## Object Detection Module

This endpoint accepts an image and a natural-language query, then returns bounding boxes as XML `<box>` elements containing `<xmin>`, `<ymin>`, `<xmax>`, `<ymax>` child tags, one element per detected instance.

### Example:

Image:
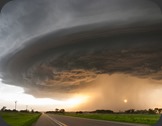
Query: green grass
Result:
<box><xmin>64</xmin><ymin>113</ymin><xmax>160</xmax><ymax>125</ymax></box>
<box><xmin>0</xmin><ymin>112</ymin><xmax>41</xmax><ymax>126</ymax></box>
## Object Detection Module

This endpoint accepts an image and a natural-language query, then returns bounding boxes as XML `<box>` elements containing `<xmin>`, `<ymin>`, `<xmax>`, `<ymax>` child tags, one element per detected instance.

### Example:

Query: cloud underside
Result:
<box><xmin>0</xmin><ymin>23</ymin><xmax>162</xmax><ymax>98</ymax></box>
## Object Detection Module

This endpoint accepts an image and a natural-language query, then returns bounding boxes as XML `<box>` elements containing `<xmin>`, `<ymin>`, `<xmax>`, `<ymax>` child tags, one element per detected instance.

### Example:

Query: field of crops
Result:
<box><xmin>0</xmin><ymin>112</ymin><xmax>41</xmax><ymax>126</ymax></box>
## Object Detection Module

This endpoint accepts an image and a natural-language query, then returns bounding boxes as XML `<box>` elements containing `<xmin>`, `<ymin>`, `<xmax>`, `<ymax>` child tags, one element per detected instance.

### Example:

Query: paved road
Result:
<box><xmin>0</xmin><ymin>116</ymin><xmax>8</xmax><ymax>126</ymax></box>
<box><xmin>33</xmin><ymin>113</ymin><xmax>149</xmax><ymax>126</ymax></box>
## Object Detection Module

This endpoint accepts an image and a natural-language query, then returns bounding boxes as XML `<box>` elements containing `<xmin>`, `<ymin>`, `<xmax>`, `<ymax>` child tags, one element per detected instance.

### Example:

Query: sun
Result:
<box><xmin>124</xmin><ymin>99</ymin><xmax>128</xmax><ymax>103</ymax></box>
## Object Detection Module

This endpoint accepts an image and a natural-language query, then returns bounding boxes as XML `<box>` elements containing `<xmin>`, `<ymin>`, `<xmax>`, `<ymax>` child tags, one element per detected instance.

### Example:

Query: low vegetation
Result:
<box><xmin>0</xmin><ymin>111</ymin><xmax>41</xmax><ymax>126</ymax></box>
<box><xmin>64</xmin><ymin>113</ymin><xmax>160</xmax><ymax>125</ymax></box>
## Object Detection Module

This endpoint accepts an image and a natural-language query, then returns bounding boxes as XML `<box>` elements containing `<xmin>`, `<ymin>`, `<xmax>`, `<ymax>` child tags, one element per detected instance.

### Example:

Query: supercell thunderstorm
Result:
<box><xmin>0</xmin><ymin>0</ymin><xmax>162</xmax><ymax>106</ymax></box>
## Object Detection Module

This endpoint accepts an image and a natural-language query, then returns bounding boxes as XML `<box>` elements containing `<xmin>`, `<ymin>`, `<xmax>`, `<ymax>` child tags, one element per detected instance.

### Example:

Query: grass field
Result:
<box><xmin>0</xmin><ymin>112</ymin><xmax>41</xmax><ymax>126</ymax></box>
<box><xmin>64</xmin><ymin>113</ymin><xmax>160</xmax><ymax>125</ymax></box>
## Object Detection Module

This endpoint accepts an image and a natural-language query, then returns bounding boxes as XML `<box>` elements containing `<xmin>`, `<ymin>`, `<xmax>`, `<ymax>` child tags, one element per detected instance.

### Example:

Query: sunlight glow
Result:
<box><xmin>65</xmin><ymin>95</ymin><xmax>89</xmax><ymax>107</ymax></box>
<box><xmin>124</xmin><ymin>99</ymin><xmax>128</xmax><ymax>103</ymax></box>
<box><xmin>146</xmin><ymin>88</ymin><xmax>162</xmax><ymax>107</ymax></box>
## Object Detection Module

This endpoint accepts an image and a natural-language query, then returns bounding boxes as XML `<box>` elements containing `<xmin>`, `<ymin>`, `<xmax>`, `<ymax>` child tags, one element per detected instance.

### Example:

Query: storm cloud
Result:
<box><xmin>0</xmin><ymin>0</ymin><xmax>162</xmax><ymax>101</ymax></box>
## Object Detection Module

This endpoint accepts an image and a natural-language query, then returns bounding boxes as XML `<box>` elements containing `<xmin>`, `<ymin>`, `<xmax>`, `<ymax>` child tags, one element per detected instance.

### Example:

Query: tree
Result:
<box><xmin>125</xmin><ymin>109</ymin><xmax>135</xmax><ymax>114</ymax></box>
<box><xmin>31</xmin><ymin>109</ymin><xmax>34</xmax><ymax>113</ymax></box>
<box><xmin>76</xmin><ymin>111</ymin><xmax>83</xmax><ymax>114</ymax></box>
<box><xmin>94</xmin><ymin>109</ymin><xmax>114</xmax><ymax>114</ymax></box>
<box><xmin>158</xmin><ymin>109</ymin><xmax>162</xmax><ymax>114</ymax></box>
<box><xmin>1</xmin><ymin>106</ymin><xmax>6</xmax><ymax>111</ymax></box>
<box><xmin>155</xmin><ymin>108</ymin><xmax>162</xmax><ymax>114</ymax></box>
<box><xmin>154</xmin><ymin>108</ymin><xmax>159</xmax><ymax>114</ymax></box>
<box><xmin>59</xmin><ymin>109</ymin><xmax>65</xmax><ymax>113</ymax></box>
<box><xmin>148</xmin><ymin>109</ymin><xmax>156</xmax><ymax>114</ymax></box>
<box><xmin>55</xmin><ymin>108</ymin><xmax>59</xmax><ymax>112</ymax></box>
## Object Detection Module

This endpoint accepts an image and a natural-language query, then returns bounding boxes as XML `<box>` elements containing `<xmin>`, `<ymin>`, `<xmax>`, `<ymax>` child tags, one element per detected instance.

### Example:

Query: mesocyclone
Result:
<box><xmin>0</xmin><ymin>0</ymin><xmax>162</xmax><ymax>99</ymax></box>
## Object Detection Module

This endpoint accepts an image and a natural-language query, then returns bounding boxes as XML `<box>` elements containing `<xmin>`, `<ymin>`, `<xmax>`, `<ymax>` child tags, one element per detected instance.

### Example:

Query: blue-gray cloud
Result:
<box><xmin>0</xmin><ymin>0</ymin><xmax>162</xmax><ymax>98</ymax></box>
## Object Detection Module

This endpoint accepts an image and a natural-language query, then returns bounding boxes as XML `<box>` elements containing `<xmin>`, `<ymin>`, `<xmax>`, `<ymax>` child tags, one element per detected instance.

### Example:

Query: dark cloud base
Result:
<box><xmin>0</xmin><ymin>22</ymin><xmax>162</xmax><ymax>98</ymax></box>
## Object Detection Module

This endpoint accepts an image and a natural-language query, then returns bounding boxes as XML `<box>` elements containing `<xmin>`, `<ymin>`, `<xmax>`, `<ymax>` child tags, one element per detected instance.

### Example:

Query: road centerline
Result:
<box><xmin>45</xmin><ymin>114</ymin><xmax>68</xmax><ymax>126</ymax></box>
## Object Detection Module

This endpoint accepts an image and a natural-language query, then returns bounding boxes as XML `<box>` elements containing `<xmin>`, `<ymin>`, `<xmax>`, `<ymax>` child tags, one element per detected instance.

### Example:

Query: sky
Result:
<box><xmin>0</xmin><ymin>0</ymin><xmax>162</xmax><ymax>111</ymax></box>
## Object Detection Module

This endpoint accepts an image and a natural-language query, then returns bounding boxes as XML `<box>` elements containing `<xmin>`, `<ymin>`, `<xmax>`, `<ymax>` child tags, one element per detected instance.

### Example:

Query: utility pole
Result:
<box><xmin>15</xmin><ymin>101</ymin><xmax>17</xmax><ymax>110</ymax></box>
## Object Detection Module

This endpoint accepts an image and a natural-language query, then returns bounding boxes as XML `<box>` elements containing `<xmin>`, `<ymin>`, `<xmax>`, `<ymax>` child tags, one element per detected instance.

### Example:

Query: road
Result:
<box><xmin>0</xmin><ymin>116</ymin><xmax>8</xmax><ymax>126</ymax></box>
<box><xmin>33</xmin><ymin>113</ymin><xmax>149</xmax><ymax>126</ymax></box>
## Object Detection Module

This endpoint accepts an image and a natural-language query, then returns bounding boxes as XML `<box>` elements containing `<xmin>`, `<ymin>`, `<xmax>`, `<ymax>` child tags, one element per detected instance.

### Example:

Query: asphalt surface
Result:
<box><xmin>154</xmin><ymin>115</ymin><xmax>162</xmax><ymax>126</ymax></box>
<box><xmin>33</xmin><ymin>113</ymin><xmax>149</xmax><ymax>126</ymax></box>
<box><xmin>0</xmin><ymin>116</ymin><xmax>8</xmax><ymax>126</ymax></box>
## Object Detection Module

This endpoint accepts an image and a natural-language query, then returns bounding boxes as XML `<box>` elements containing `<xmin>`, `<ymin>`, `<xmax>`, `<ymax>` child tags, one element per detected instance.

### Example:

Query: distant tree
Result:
<box><xmin>59</xmin><ymin>109</ymin><xmax>65</xmax><ymax>114</ymax></box>
<box><xmin>135</xmin><ymin>109</ymin><xmax>148</xmax><ymax>114</ymax></box>
<box><xmin>34</xmin><ymin>111</ymin><xmax>40</xmax><ymax>113</ymax></box>
<box><xmin>20</xmin><ymin>110</ymin><xmax>29</xmax><ymax>113</ymax></box>
<box><xmin>45</xmin><ymin>111</ymin><xmax>54</xmax><ymax>114</ymax></box>
<box><xmin>94</xmin><ymin>109</ymin><xmax>114</xmax><ymax>114</ymax></box>
<box><xmin>12</xmin><ymin>109</ymin><xmax>18</xmax><ymax>112</ymax></box>
<box><xmin>158</xmin><ymin>109</ymin><xmax>162</xmax><ymax>114</ymax></box>
<box><xmin>4</xmin><ymin>109</ymin><xmax>12</xmax><ymax>112</ymax></box>
<box><xmin>154</xmin><ymin>108</ymin><xmax>159</xmax><ymax>114</ymax></box>
<box><xmin>31</xmin><ymin>109</ymin><xmax>34</xmax><ymax>113</ymax></box>
<box><xmin>1</xmin><ymin>106</ymin><xmax>6</xmax><ymax>111</ymax></box>
<box><xmin>76</xmin><ymin>111</ymin><xmax>83</xmax><ymax>114</ymax></box>
<box><xmin>154</xmin><ymin>108</ymin><xmax>162</xmax><ymax>114</ymax></box>
<box><xmin>55</xmin><ymin>108</ymin><xmax>59</xmax><ymax>112</ymax></box>
<box><xmin>148</xmin><ymin>109</ymin><xmax>156</xmax><ymax>114</ymax></box>
<box><xmin>125</xmin><ymin>109</ymin><xmax>135</xmax><ymax>114</ymax></box>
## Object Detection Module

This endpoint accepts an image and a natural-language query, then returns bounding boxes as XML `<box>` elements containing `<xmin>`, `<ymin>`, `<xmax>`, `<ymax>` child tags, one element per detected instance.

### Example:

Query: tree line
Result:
<box><xmin>0</xmin><ymin>106</ymin><xmax>40</xmax><ymax>113</ymax></box>
<box><xmin>76</xmin><ymin>108</ymin><xmax>162</xmax><ymax>114</ymax></box>
<box><xmin>46</xmin><ymin>108</ymin><xmax>65</xmax><ymax>114</ymax></box>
